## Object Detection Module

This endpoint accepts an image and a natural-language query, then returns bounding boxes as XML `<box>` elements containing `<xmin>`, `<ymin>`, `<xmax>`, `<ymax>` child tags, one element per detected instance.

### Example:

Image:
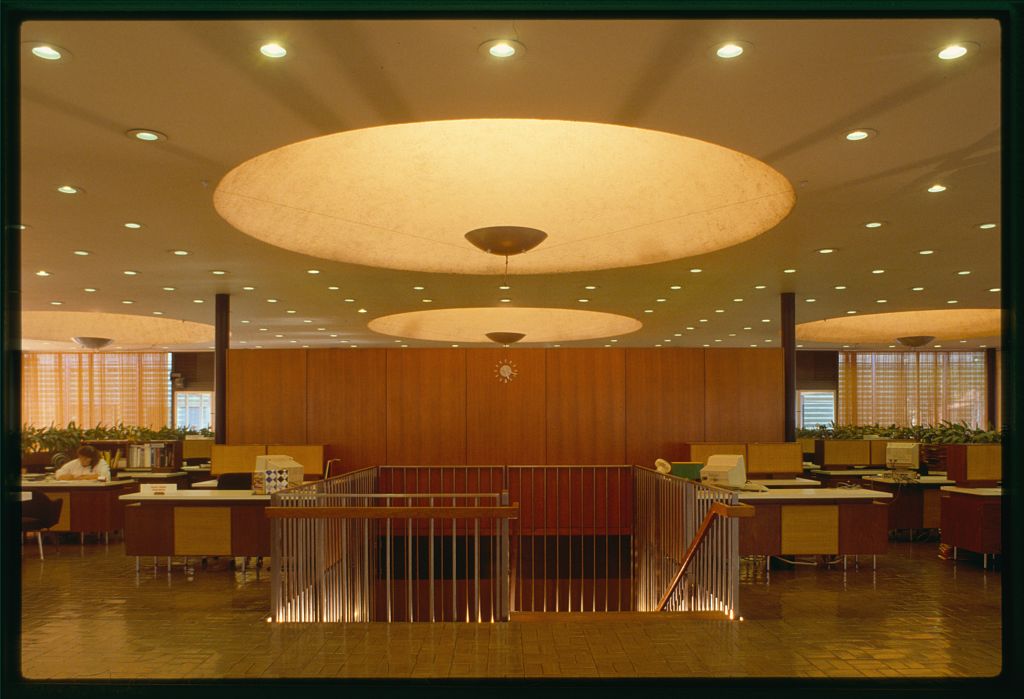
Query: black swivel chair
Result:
<box><xmin>216</xmin><ymin>472</ymin><xmax>253</xmax><ymax>490</ymax></box>
<box><xmin>22</xmin><ymin>491</ymin><xmax>63</xmax><ymax>560</ymax></box>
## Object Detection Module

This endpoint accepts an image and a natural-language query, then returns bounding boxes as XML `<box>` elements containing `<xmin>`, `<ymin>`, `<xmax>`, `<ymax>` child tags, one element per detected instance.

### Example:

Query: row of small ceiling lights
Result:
<box><xmin>29</xmin><ymin>36</ymin><xmax>989</xmax><ymax>349</ymax></box>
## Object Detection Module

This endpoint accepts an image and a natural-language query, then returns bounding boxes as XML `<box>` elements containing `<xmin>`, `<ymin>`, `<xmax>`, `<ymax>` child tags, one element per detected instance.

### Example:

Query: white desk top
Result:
<box><xmin>940</xmin><ymin>486</ymin><xmax>1002</xmax><ymax>497</ymax></box>
<box><xmin>191</xmin><ymin>479</ymin><xmax>219</xmax><ymax>489</ymax></box>
<box><xmin>117</xmin><ymin>471</ymin><xmax>187</xmax><ymax>478</ymax></box>
<box><xmin>20</xmin><ymin>479</ymin><xmax>133</xmax><ymax>488</ymax></box>
<box><xmin>750</xmin><ymin>478</ymin><xmax>821</xmax><ymax>487</ymax></box>
<box><xmin>737</xmin><ymin>488</ymin><xmax>893</xmax><ymax>501</ymax></box>
<box><xmin>17</xmin><ymin>491</ymin><xmax>32</xmax><ymax>501</ymax></box>
<box><xmin>120</xmin><ymin>489</ymin><xmax>270</xmax><ymax>502</ymax></box>
<box><xmin>863</xmin><ymin>475</ymin><xmax>955</xmax><ymax>485</ymax></box>
<box><xmin>809</xmin><ymin>469</ymin><xmax>887</xmax><ymax>476</ymax></box>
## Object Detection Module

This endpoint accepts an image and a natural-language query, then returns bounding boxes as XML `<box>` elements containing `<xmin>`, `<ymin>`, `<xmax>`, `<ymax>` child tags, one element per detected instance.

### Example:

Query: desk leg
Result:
<box><xmin>953</xmin><ymin>546</ymin><xmax>957</xmax><ymax>561</ymax></box>
<box><xmin>872</xmin><ymin>555</ymin><xmax>876</xmax><ymax>570</ymax></box>
<box><xmin>843</xmin><ymin>555</ymin><xmax>847</xmax><ymax>571</ymax></box>
<box><xmin>135</xmin><ymin>556</ymin><xmax>140</xmax><ymax>572</ymax></box>
<box><xmin>983</xmin><ymin>554</ymin><xmax>988</xmax><ymax>569</ymax></box>
<box><xmin>105</xmin><ymin>532</ymin><xmax>109</xmax><ymax>545</ymax></box>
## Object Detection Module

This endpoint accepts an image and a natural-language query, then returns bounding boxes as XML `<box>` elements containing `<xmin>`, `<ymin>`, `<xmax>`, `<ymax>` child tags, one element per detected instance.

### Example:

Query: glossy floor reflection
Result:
<box><xmin>19</xmin><ymin>537</ymin><xmax>1000</xmax><ymax>679</ymax></box>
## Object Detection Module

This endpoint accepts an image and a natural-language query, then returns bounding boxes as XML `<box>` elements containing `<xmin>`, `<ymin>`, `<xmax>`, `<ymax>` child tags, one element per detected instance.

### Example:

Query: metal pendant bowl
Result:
<box><xmin>71</xmin><ymin>336</ymin><xmax>113</xmax><ymax>349</ymax></box>
<box><xmin>896</xmin><ymin>335</ymin><xmax>936</xmax><ymax>348</ymax></box>
<box><xmin>465</xmin><ymin>226</ymin><xmax>548</xmax><ymax>256</ymax></box>
<box><xmin>486</xmin><ymin>332</ymin><xmax>526</xmax><ymax>345</ymax></box>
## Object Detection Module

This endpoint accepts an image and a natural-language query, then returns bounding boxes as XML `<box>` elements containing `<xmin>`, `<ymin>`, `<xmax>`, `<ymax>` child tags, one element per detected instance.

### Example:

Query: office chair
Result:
<box><xmin>22</xmin><ymin>491</ymin><xmax>63</xmax><ymax>560</ymax></box>
<box><xmin>216</xmin><ymin>472</ymin><xmax>253</xmax><ymax>490</ymax></box>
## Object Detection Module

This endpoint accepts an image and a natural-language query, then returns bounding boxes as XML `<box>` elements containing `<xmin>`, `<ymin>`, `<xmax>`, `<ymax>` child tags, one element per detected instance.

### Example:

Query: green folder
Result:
<box><xmin>670</xmin><ymin>462</ymin><xmax>703</xmax><ymax>480</ymax></box>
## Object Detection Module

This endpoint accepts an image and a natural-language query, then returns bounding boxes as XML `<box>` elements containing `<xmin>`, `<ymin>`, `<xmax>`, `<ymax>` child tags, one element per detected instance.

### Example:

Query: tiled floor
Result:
<box><xmin>18</xmin><ymin>537</ymin><xmax>1001</xmax><ymax>679</ymax></box>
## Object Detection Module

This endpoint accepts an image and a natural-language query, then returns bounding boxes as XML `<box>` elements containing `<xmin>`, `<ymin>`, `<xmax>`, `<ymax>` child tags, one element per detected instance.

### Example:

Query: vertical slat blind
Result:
<box><xmin>22</xmin><ymin>352</ymin><xmax>172</xmax><ymax>428</ymax></box>
<box><xmin>837</xmin><ymin>351</ymin><xmax>985</xmax><ymax>427</ymax></box>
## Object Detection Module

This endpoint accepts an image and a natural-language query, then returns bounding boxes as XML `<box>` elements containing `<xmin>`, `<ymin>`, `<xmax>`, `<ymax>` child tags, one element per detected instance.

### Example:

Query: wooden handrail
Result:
<box><xmin>655</xmin><ymin>502</ymin><xmax>755</xmax><ymax>612</ymax></box>
<box><xmin>266</xmin><ymin>504</ymin><xmax>520</xmax><ymax>520</ymax></box>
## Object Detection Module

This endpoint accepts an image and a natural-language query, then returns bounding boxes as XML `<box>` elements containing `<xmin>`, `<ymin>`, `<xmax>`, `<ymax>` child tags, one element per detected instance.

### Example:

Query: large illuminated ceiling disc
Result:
<box><xmin>214</xmin><ymin>119</ymin><xmax>795</xmax><ymax>274</ymax></box>
<box><xmin>797</xmin><ymin>309</ymin><xmax>1000</xmax><ymax>344</ymax></box>
<box><xmin>368</xmin><ymin>307</ymin><xmax>642</xmax><ymax>344</ymax></box>
<box><xmin>22</xmin><ymin>311</ymin><xmax>214</xmax><ymax>350</ymax></box>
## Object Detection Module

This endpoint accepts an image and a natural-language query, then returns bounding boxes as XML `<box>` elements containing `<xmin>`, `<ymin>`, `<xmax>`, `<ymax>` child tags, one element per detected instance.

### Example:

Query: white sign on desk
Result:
<box><xmin>140</xmin><ymin>483</ymin><xmax>178</xmax><ymax>496</ymax></box>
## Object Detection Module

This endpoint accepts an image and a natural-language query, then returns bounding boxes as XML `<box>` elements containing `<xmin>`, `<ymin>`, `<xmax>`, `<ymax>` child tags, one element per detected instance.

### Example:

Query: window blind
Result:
<box><xmin>837</xmin><ymin>351</ymin><xmax>985</xmax><ymax>427</ymax></box>
<box><xmin>22</xmin><ymin>352</ymin><xmax>172</xmax><ymax>429</ymax></box>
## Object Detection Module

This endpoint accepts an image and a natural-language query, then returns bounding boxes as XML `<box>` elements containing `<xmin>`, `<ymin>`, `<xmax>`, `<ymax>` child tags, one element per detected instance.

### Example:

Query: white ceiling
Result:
<box><xmin>17</xmin><ymin>17</ymin><xmax>1001</xmax><ymax>351</ymax></box>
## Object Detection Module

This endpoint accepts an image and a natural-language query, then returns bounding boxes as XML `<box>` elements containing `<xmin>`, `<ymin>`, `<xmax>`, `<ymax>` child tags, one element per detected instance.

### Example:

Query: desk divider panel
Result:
<box><xmin>747</xmin><ymin>443</ymin><xmax>802</xmax><ymax>476</ymax></box>
<box><xmin>266</xmin><ymin>444</ymin><xmax>325</xmax><ymax>476</ymax></box>
<box><xmin>211</xmin><ymin>445</ymin><xmax>267</xmax><ymax>475</ymax></box>
<box><xmin>182</xmin><ymin>438</ymin><xmax>214</xmax><ymax>460</ymax></box>
<box><xmin>966</xmin><ymin>444</ymin><xmax>1001</xmax><ymax>482</ymax></box>
<box><xmin>820</xmin><ymin>440</ymin><xmax>870</xmax><ymax>466</ymax></box>
<box><xmin>689</xmin><ymin>443</ymin><xmax>748</xmax><ymax>465</ymax></box>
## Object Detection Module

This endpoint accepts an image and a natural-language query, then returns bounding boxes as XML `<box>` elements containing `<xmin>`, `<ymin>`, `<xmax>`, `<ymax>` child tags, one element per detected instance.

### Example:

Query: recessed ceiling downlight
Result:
<box><xmin>126</xmin><ymin>129</ymin><xmax>167</xmax><ymax>142</ymax></box>
<box><xmin>845</xmin><ymin>129</ymin><xmax>877</xmax><ymax>141</ymax></box>
<box><xmin>480</xmin><ymin>39</ymin><xmax>524</xmax><ymax>59</ymax></box>
<box><xmin>715</xmin><ymin>42</ymin><xmax>746</xmax><ymax>58</ymax></box>
<box><xmin>214</xmin><ymin>119</ymin><xmax>795</xmax><ymax>274</ymax></box>
<box><xmin>260</xmin><ymin>43</ymin><xmax>287</xmax><ymax>58</ymax></box>
<box><xmin>938</xmin><ymin>44</ymin><xmax>969</xmax><ymax>60</ymax></box>
<box><xmin>30</xmin><ymin>45</ymin><xmax>64</xmax><ymax>60</ymax></box>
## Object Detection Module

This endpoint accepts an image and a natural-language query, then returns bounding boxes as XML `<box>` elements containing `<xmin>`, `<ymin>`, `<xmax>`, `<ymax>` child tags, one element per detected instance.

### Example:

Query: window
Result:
<box><xmin>797</xmin><ymin>390</ymin><xmax>835</xmax><ymax>429</ymax></box>
<box><xmin>173</xmin><ymin>391</ymin><xmax>214</xmax><ymax>430</ymax></box>
<box><xmin>22</xmin><ymin>352</ymin><xmax>172</xmax><ymax>428</ymax></box>
<box><xmin>837</xmin><ymin>351</ymin><xmax>985</xmax><ymax>427</ymax></box>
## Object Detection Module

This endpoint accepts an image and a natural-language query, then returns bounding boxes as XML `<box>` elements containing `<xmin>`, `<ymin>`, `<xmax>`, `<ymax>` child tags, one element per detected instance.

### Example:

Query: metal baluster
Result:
<box><xmin>429</xmin><ymin>497</ymin><xmax>435</xmax><ymax>623</ymax></box>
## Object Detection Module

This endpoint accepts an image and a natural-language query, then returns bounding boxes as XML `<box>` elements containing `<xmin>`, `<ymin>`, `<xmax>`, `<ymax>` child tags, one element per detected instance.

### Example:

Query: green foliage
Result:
<box><xmin>20</xmin><ymin>422</ymin><xmax>214</xmax><ymax>455</ymax></box>
<box><xmin>796</xmin><ymin>421</ymin><xmax>1002</xmax><ymax>444</ymax></box>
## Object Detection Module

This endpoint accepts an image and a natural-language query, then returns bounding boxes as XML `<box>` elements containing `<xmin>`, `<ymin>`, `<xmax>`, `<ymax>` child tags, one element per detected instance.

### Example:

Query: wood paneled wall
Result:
<box><xmin>226</xmin><ymin>349</ymin><xmax>306</xmax><ymax>444</ymax></box>
<box><xmin>305</xmin><ymin>349</ymin><xmax>387</xmax><ymax>468</ymax></box>
<box><xmin>704</xmin><ymin>348</ymin><xmax>784</xmax><ymax>442</ymax></box>
<box><xmin>466</xmin><ymin>349</ymin><xmax>546</xmax><ymax>464</ymax></box>
<box><xmin>625</xmin><ymin>348</ymin><xmax>705</xmax><ymax>468</ymax></box>
<box><xmin>546</xmin><ymin>349</ymin><xmax>626</xmax><ymax>465</ymax></box>
<box><xmin>386</xmin><ymin>349</ymin><xmax>467</xmax><ymax>465</ymax></box>
<box><xmin>226</xmin><ymin>347</ymin><xmax>784</xmax><ymax>467</ymax></box>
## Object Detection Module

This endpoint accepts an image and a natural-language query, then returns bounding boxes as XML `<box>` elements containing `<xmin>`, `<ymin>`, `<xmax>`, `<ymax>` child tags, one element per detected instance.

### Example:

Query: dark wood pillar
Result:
<box><xmin>985</xmin><ymin>347</ymin><xmax>997</xmax><ymax>429</ymax></box>
<box><xmin>214</xmin><ymin>293</ymin><xmax>229</xmax><ymax>444</ymax></box>
<box><xmin>781</xmin><ymin>292</ymin><xmax>796</xmax><ymax>441</ymax></box>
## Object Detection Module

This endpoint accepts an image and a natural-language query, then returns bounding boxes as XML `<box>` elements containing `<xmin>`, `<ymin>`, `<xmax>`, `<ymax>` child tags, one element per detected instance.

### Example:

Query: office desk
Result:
<box><xmin>939</xmin><ymin>486</ymin><xmax>1001</xmax><ymax>567</ymax></box>
<box><xmin>116</xmin><ymin>470</ymin><xmax>191</xmax><ymax>489</ymax></box>
<box><xmin>20</xmin><ymin>479</ymin><xmax>138</xmax><ymax>538</ymax></box>
<box><xmin>736</xmin><ymin>488</ymin><xmax>892</xmax><ymax>563</ymax></box>
<box><xmin>861</xmin><ymin>475</ymin><xmax>954</xmax><ymax>532</ymax></box>
<box><xmin>750</xmin><ymin>478</ymin><xmax>822</xmax><ymax>488</ymax></box>
<box><xmin>120</xmin><ymin>490</ymin><xmax>271</xmax><ymax>563</ymax></box>
<box><xmin>807</xmin><ymin>469</ymin><xmax>887</xmax><ymax>487</ymax></box>
<box><xmin>182</xmin><ymin>465</ymin><xmax>213</xmax><ymax>486</ymax></box>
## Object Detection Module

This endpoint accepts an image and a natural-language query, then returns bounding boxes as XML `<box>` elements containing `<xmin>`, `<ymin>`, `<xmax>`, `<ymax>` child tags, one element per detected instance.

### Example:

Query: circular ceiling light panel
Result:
<box><xmin>368</xmin><ymin>307</ymin><xmax>642</xmax><ymax>344</ymax></box>
<box><xmin>22</xmin><ymin>311</ymin><xmax>213</xmax><ymax>349</ymax></box>
<box><xmin>796</xmin><ymin>308</ymin><xmax>999</xmax><ymax>344</ymax></box>
<box><xmin>214</xmin><ymin>119</ymin><xmax>795</xmax><ymax>274</ymax></box>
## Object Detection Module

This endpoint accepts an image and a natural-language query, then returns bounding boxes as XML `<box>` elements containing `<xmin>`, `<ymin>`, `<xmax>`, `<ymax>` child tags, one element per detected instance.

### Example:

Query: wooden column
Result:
<box><xmin>985</xmin><ymin>347</ymin><xmax>997</xmax><ymax>429</ymax></box>
<box><xmin>781</xmin><ymin>292</ymin><xmax>796</xmax><ymax>442</ymax></box>
<box><xmin>214</xmin><ymin>293</ymin><xmax>229</xmax><ymax>444</ymax></box>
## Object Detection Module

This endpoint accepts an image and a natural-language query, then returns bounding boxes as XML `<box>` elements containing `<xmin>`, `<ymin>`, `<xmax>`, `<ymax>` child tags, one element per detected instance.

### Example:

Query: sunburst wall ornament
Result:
<box><xmin>494</xmin><ymin>359</ymin><xmax>518</xmax><ymax>384</ymax></box>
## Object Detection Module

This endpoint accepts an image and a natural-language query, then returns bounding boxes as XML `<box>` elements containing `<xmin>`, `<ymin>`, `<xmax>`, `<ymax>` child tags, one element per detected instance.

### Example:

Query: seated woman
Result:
<box><xmin>54</xmin><ymin>445</ymin><xmax>111</xmax><ymax>482</ymax></box>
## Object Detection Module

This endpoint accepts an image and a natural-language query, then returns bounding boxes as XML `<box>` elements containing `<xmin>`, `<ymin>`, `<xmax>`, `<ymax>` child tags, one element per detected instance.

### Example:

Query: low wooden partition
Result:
<box><xmin>746</xmin><ymin>443</ymin><xmax>803</xmax><ymax>478</ymax></box>
<box><xmin>945</xmin><ymin>444</ymin><xmax>1001</xmax><ymax>486</ymax></box>
<box><xmin>211</xmin><ymin>444</ymin><xmax>325</xmax><ymax>476</ymax></box>
<box><xmin>685</xmin><ymin>442</ymin><xmax>803</xmax><ymax>477</ymax></box>
<box><xmin>939</xmin><ymin>487</ymin><xmax>1001</xmax><ymax>561</ymax></box>
<box><xmin>687</xmin><ymin>443</ymin><xmax>748</xmax><ymax>465</ymax></box>
<box><xmin>182</xmin><ymin>438</ymin><xmax>214</xmax><ymax>461</ymax></box>
<box><xmin>814</xmin><ymin>439</ymin><xmax>871</xmax><ymax>468</ymax></box>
